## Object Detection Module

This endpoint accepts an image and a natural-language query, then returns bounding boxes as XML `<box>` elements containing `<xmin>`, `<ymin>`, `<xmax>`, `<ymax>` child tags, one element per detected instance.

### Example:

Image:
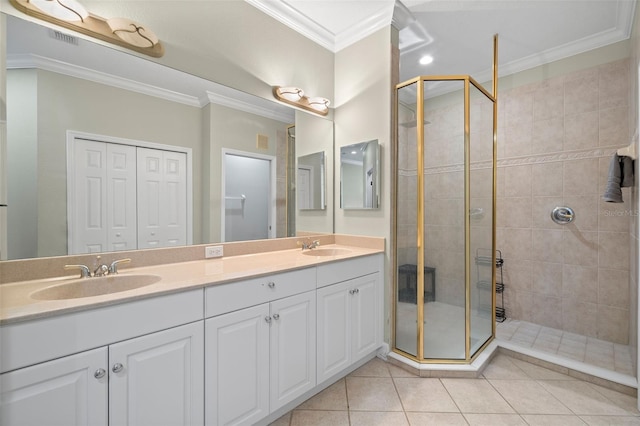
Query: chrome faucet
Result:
<box><xmin>109</xmin><ymin>258</ymin><xmax>131</xmax><ymax>274</ymax></box>
<box><xmin>64</xmin><ymin>264</ymin><xmax>91</xmax><ymax>278</ymax></box>
<box><xmin>300</xmin><ymin>238</ymin><xmax>320</xmax><ymax>251</ymax></box>
<box><xmin>93</xmin><ymin>256</ymin><xmax>109</xmax><ymax>277</ymax></box>
<box><xmin>64</xmin><ymin>256</ymin><xmax>131</xmax><ymax>278</ymax></box>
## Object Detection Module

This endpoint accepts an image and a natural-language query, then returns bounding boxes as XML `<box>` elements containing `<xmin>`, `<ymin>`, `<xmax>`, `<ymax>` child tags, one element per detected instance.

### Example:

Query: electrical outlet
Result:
<box><xmin>205</xmin><ymin>245</ymin><xmax>224</xmax><ymax>258</ymax></box>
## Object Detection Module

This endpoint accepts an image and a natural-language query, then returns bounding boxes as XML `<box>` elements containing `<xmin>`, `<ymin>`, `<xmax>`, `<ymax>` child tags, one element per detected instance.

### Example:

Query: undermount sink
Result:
<box><xmin>302</xmin><ymin>248</ymin><xmax>352</xmax><ymax>257</ymax></box>
<box><xmin>30</xmin><ymin>274</ymin><xmax>162</xmax><ymax>301</ymax></box>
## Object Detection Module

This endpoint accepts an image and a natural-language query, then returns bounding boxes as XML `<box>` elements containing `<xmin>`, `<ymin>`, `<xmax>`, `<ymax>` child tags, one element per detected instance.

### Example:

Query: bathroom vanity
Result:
<box><xmin>0</xmin><ymin>244</ymin><xmax>384</xmax><ymax>426</ymax></box>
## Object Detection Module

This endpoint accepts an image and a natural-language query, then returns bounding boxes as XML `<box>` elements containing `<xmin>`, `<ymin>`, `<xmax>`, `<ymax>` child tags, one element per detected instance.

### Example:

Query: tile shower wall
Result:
<box><xmin>498</xmin><ymin>58</ymin><xmax>631</xmax><ymax>345</ymax></box>
<box><xmin>396</xmin><ymin>59</ymin><xmax>632</xmax><ymax>346</ymax></box>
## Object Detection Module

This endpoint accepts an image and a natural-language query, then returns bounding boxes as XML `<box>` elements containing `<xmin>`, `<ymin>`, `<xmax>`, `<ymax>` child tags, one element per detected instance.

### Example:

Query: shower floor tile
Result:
<box><xmin>496</xmin><ymin>319</ymin><xmax>634</xmax><ymax>377</ymax></box>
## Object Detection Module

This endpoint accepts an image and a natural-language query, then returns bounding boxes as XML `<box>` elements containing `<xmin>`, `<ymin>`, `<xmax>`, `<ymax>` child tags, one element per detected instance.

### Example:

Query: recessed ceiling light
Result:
<box><xmin>419</xmin><ymin>55</ymin><xmax>434</xmax><ymax>65</ymax></box>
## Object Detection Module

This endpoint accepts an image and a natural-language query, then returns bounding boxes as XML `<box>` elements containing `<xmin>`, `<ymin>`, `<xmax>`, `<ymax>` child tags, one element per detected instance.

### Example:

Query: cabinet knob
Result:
<box><xmin>273</xmin><ymin>313</ymin><xmax>280</xmax><ymax>320</ymax></box>
<box><xmin>267</xmin><ymin>282</ymin><xmax>276</xmax><ymax>289</ymax></box>
<box><xmin>355</xmin><ymin>288</ymin><xmax>360</xmax><ymax>294</ymax></box>
<box><xmin>350</xmin><ymin>288</ymin><xmax>360</xmax><ymax>295</ymax></box>
<box><xmin>94</xmin><ymin>368</ymin><xmax>106</xmax><ymax>379</ymax></box>
<box><xmin>265</xmin><ymin>316</ymin><xmax>272</xmax><ymax>324</ymax></box>
<box><xmin>112</xmin><ymin>363</ymin><xmax>124</xmax><ymax>373</ymax></box>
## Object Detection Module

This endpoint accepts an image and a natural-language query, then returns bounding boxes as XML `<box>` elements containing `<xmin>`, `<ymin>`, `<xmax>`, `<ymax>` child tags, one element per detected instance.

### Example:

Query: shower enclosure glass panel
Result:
<box><xmin>394</xmin><ymin>76</ymin><xmax>497</xmax><ymax>364</ymax></box>
<box><xmin>423</xmin><ymin>80</ymin><xmax>466</xmax><ymax>360</ymax></box>
<box><xmin>469</xmin><ymin>83</ymin><xmax>495</xmax><ymax>355</ymax></box>
<box><xmin>395</xmin><ymin>83</ymin><xmax>419</xmax><ymax>357</ymax></box>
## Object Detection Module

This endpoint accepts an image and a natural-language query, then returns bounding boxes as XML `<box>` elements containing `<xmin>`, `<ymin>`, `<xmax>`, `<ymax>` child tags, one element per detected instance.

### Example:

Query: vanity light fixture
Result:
<box><xmin>275</xmin><ymin>86</ymin><xmax>304</xmax><ymax>102</ymax></box>
<box><xmin>9</xmin><ymin>0</ymin><xmax>164</xmax><ymax>57</ymax></box>
<box><xmin>273</xmin><ymin>86</ymin><xmax>330</xmax><ymax>116</ymax></box>
<box><xmin>29</xmin><ymin>0</ymin><xmax>88</xmax><ymax>22</ymax></box>
<box><xmin>307</xmin><ymin>97</ymin><xmax>331</xmax><ymax>112</ymax></box>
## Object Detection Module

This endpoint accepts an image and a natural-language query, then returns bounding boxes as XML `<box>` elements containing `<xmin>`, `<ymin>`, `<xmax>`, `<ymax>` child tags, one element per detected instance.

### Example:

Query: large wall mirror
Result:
<box><xmin>2</xmin><ymin>12</ymin><xmax>335</xmax><ymax>260</ymax></box>
<box><xmin>340</xmin><ymin>140</ymin><xmax>380</xmax><ymax>210</ymax></box>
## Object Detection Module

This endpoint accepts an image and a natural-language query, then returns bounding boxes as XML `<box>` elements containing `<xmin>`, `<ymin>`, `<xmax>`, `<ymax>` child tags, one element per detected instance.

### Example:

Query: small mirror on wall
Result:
<box><xmin>340</xmin><ymin>140</ymin><xmax>380</xmax><ymax>209</ymax></box>
<box><xmin>297</xmin><ymin>151</ymin><xmax>326</xmax><ymax>210</ymax></box>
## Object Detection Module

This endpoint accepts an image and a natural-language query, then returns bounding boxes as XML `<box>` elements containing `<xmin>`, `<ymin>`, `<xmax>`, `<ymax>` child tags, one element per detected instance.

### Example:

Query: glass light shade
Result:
<box><xmin>30</xmin><ymin>0</ymin><xmax>89</xmax><ymax>22</ymax></box>
<box><xmin>307</xmin><ymin>97</ymin><xmax>330</xmax><ymax>111</ymax></box>
<box><xmin>276</xmin><ymin>86</ymin><xmax>304</xmax><ymax>102</ymax></box>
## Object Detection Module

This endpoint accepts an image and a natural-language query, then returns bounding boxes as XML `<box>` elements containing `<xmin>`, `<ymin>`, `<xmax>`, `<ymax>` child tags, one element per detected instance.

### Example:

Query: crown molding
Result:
<box><xmin>7</xmin><ymin>53</ymin><xmax>202</xmax><ymax>107</ymax></box>
<box><xmin>245</xmin><ymin>0</ymin><xmax>335</xmax><ymax>51</ymax></box>
<box><xmin>7</xmin><ymin>53</ymin><xmax>295</xmax><ymax>122</ymax></box>
<box><xmin>206</xmin><ymin>91</ymin><xmax>294</xmax><ymax>123</ymax></box>
<box><xmin>333</xmin><ymin>4</ymin><xmax>394</xmax><ymax>52</ymax></box>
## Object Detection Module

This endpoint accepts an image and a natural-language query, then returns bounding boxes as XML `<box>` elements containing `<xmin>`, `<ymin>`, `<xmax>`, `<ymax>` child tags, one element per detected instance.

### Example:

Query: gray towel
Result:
<box><xmin>603</xmin><ymin>153</ymin><xmax>634</xmax><ymax>203</ymax></box>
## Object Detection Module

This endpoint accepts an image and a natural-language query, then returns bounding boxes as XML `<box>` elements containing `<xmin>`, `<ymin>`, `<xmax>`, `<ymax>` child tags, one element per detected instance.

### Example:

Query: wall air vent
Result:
<box><xmin>49</xmin><ymin>29</ymin><xmax>79</xmax><ymax>46</ymax></box>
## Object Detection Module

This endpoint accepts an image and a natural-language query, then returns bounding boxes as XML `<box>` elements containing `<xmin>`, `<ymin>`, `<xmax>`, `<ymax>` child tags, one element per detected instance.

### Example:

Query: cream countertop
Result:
<box><xmin>0</xmin><ymin>244</ymin><xmax>382</xmax><ymax>325</ymax></box>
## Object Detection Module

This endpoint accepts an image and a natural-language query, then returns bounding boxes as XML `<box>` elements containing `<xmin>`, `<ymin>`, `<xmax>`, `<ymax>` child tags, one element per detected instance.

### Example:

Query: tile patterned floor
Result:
<box><xmin>270</xmin><ymin>354</ymin><xmax>639</xmax><ymax>426</ymax></box>
<box><xmin>496</xmin><ymin>319</ymin><xmax>634</xmax><ymax>376</ymax></box>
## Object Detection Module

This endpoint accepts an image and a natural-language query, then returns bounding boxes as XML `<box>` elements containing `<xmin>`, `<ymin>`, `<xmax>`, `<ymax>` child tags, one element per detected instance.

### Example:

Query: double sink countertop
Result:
<box><xmin>0</xmin><ymin>244</ymin><xmax>383</xmax><ymax>325</ymax></box>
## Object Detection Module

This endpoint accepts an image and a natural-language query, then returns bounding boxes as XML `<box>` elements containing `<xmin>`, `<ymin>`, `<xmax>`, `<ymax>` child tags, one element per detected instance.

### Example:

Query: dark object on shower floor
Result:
<box><xmin>398</xmin><ymin>264</ymin><xmax>436</xmax><ymax>304</ymax></box>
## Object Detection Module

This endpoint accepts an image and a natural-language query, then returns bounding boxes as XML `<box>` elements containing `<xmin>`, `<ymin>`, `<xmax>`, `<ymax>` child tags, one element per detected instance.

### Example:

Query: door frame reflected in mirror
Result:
<box><xmin>340</xmin><ymin>139</ymin><xmax>380</xmax><ymax>210</ymax></box>
<box><xmin>296</xmin><ymin>151</ymin><xmax>326</xmax><ymax>211</ymax></box>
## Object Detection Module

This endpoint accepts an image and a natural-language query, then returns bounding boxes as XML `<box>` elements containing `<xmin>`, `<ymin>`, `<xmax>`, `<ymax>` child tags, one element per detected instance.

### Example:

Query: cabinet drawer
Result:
<box><xmin>0</xmin><ymin>290</ymin><xmax>203</xmax><ymax>374</ymax></box>
<box><xmin>205</xmin><ymin>268</ymin><xmax>316</xmax><ymax>317</ymax></box>
<box><xmin>317</xmin><ymin>254</ymin><xmax>381</xmax><ymax>288</ymax></box>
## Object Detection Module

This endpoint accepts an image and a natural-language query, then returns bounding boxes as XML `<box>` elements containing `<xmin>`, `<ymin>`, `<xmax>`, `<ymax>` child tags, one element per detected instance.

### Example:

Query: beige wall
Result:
<box><xmin>334</xmin><ymin>27</ymin><xmax>396</xmax><ymax>343</ymax></box>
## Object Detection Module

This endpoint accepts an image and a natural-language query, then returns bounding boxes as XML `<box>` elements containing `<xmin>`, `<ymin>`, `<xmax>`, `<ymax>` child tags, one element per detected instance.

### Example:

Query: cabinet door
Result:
<box><xmin>109</xmin><ymin>321</ymin><xmax>204</xmax><ymax>426</ymax></box>
<box><xmin>270</xmin><ymin>290</ymin><xmax>316</xmax><ymax>411</ymax></box>
<box><xmin>351</xmin><ymin>273</ymin><xmax>380</xmax><ymax>362</ymax></box>
<box><xmin>316</xmin><ymin>280</ymin><xmax>351</xmax><ymax>383</ymax></box>
<box><xmin>205</xmin><ymin>304</ymin><xmax>270</xmax><ymax>426</ymax></box>
<box><xmin>0</xmin><ymin>347</ymin><xmax>108</xmax><ymax>426</ymax></box>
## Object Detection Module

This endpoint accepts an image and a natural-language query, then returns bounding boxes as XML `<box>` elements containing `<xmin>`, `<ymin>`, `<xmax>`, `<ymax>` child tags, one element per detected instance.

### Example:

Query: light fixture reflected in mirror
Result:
<box><xmin>307</xmin><ymin>97</ymin><xmax>330</xmax><ymax>112</ymax></box>
<box><xmin>273</xmin><ymin>86</ymin><xmax>330</xmax><ymax>116</ymax></box>
<box><xmin>275</xmin><ymin>86</ymin><xmax>304</xmax><ymax>102</ymax></box>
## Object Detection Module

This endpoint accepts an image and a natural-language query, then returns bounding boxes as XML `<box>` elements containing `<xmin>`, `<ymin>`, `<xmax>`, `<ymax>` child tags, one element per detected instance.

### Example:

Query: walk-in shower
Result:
<box><xmin>392</xmin><ymin>37</ymin><xmax>498</xmax><ymax>364</ymax></box>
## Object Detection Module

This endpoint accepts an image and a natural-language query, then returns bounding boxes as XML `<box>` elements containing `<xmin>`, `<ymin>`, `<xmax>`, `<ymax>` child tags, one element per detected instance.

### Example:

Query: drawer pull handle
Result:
<box><xmin>94</xmin><ymin>368</ymin><xmax>106</xmax><ymax>379</ymax></box>
<box><xmin>273</xmin><ymin>313</ymin><xmax>280</xmax><ymax>320</ymax></box>
<box><xmin>112</xmin><ymin>363</ymin><xmax>124</xmax><ymax>373</ymax></box>
<box><xmin>267</xmin><ymin>282</ymin><xmax>276</xmax><ymax>289</ymax></box>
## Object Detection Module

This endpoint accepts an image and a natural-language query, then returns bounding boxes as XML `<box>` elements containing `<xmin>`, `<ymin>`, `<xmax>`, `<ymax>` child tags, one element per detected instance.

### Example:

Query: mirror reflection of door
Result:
<box><xmin>365</xmin><ymin>168</ymin><xmax>374</xmax><ymax>208</ymax></box>
<box><xmin>223</xmin><ymin>152</ymin><xmax>274</xmax><ymax>242</ymax></box>
<box><xmin>68</xmin><ymin>136</ymin><xmax>189</xmax><ymax>255</ymax></box>
<box><xmin>297</xmin><ymin>166</ymin><xmax>312</xmax><ymax>209</ymax></box>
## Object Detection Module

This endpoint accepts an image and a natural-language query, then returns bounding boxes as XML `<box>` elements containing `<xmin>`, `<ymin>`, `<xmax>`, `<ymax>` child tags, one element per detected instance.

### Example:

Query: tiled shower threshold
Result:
<box><xmin>387</xmin><ymin>317</ymin><xmax>637</xmax><ymax>396</ymax></box>
<box><xmin>496</xmin><ymin>319</ymin><xmax>637</xmax><ymax>395</ymax></box>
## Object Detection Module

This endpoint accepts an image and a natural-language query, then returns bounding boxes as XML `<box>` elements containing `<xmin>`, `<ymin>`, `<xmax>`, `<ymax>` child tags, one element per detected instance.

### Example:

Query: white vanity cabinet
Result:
<box><xmin>0</xmin><ymin>290</ymin><xmax>204</xmax><ymax>426</ymax></box>
<box><xmin>204</xmin><ymin>268</ymin><xmax>316</xmax><ymax>426</ymax></box>
<box><xmin>316</xmin><ymin>255</ymin><xmax>383</xmax><ymax>384</ymax></box>
<box><xmin>108</xmin><ymin>321</ymin><xmax>204</xmax><ymax>426</ymax></box>
<box><xmin>0</xmin><ymin>347</ymin><xmax>109</xmax><ymax>426</ymax></box>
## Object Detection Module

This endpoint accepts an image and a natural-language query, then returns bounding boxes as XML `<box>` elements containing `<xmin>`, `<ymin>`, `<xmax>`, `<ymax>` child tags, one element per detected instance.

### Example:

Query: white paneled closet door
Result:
<box><xmin>70</xmin><ymin>140</ymin><xmax>137</xmax><ymax>254</ymax></box>
<box><xmin>137</xmin><ymin>148</ymin><xmax>187</xmax><ymax>249</ymax></box>
<box><xmin>106</xmin><ymin>143</ymin><xmax>137</xmax><ymax>252</ymax></box>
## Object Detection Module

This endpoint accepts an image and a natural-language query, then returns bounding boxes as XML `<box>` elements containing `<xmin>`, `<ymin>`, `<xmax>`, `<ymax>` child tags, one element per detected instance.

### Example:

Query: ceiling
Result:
<box><xmin>253</xmin><ymin>0</ymin><xmax>637</xmax><ymax>84</ymax></box>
